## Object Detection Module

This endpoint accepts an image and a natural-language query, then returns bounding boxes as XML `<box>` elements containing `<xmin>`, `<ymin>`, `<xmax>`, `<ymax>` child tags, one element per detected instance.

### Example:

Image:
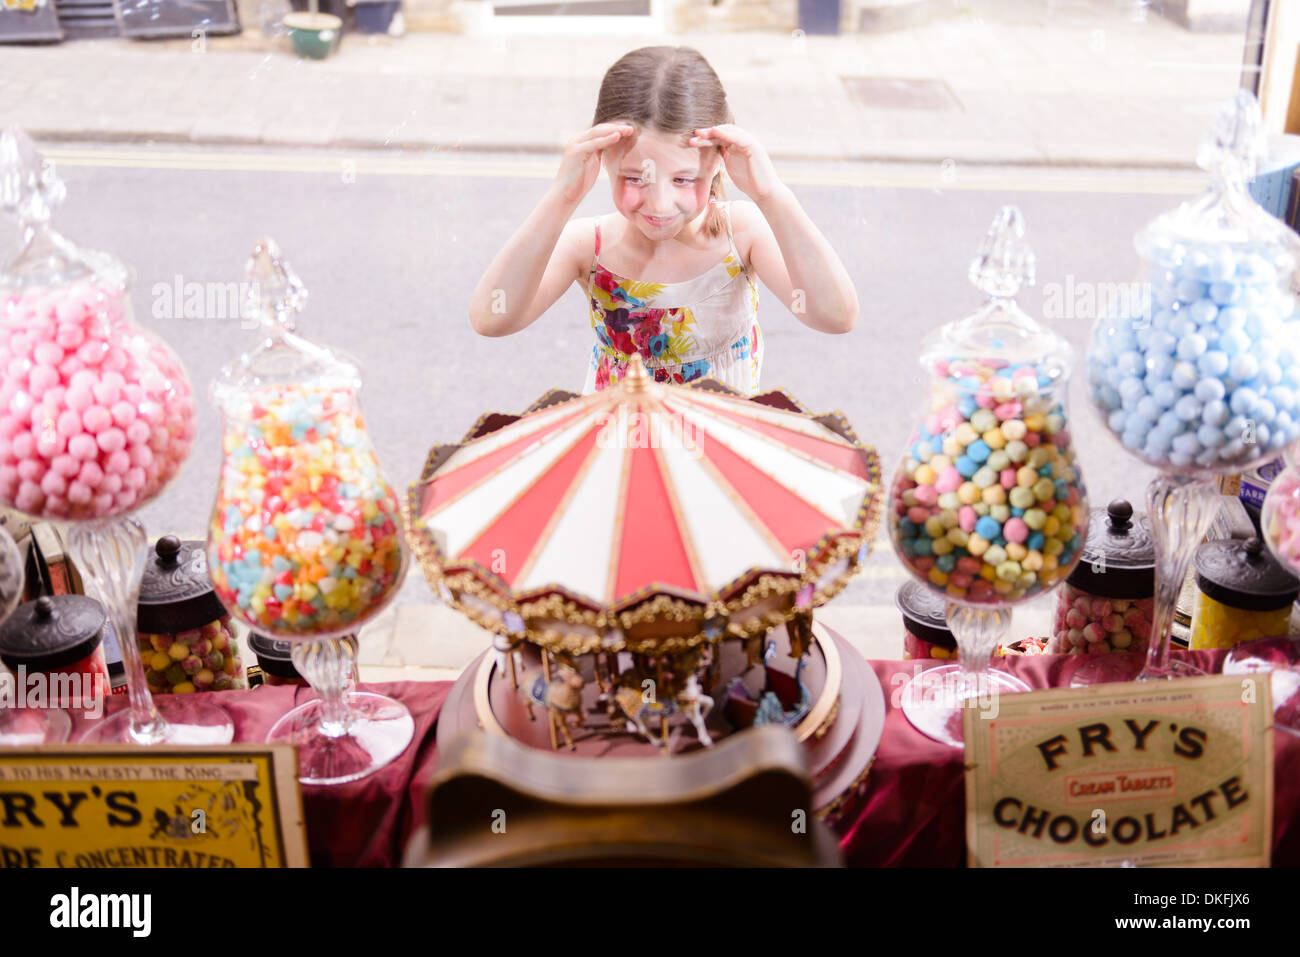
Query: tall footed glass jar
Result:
<box><xmin>207</xmin><ymin>238</ymin><xmax>410</xmax><ymax>784</ymax></box>
<box><xmin>1081</xmin><ymin>90</ymin><xmax>1300</xmax><ymax>685</ymax></box>
<box><xmin>0</xmin><ymin>127</ymin><xmax>231</xmax><ymax>745</ymax></box>
<box><xmin>888</xmin><ymin>206</ymin><xmax>1088</xmax><ymax>746</ymax></box>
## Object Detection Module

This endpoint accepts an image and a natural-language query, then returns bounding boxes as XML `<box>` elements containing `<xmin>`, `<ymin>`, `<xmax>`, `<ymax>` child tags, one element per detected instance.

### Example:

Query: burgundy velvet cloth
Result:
<box><xmin>69</xmin><ymin>681</ymin><xmax>451</xmax><ymax>868</ymax></box>
<box><xmin>72</xmin><ymin>653</ymin><xmax>1299</xmax><ymax>866</ymax></box>
<box><xmin>838</xmin><ymin>650</ymin><xmax>1300</xmax><ymax>867</ymax></box>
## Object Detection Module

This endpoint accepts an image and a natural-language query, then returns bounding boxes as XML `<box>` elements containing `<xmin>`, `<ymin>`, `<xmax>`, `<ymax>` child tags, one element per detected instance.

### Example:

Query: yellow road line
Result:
<box><xmin>42</xmin><ymin>147</ymin><xmax>1205</xmax><ymax>194</ymax></box>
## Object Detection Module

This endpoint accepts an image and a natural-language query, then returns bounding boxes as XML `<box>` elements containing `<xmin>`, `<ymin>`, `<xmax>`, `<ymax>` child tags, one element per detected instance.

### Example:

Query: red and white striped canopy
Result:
<box><xmin>406</xmin><ymin>360</ymin><xmax>883</xmax><ymax>655</ymax></box>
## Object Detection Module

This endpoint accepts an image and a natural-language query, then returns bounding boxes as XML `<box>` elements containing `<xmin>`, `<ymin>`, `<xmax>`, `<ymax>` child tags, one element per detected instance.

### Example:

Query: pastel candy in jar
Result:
<box><xmin>1050</xmin><ymin>500</ymin><xmax>1156</xmax><ymax>655</ymax></box>
<box><xmin>891</xmin><ymin>359</ymin><xmax>1087</xmax><ymax>603</ymax></box>
<box><xmin>1088</xmin><ymin>91</ymin><xmax>1300</xmax><ymax>474</ymax></box>
<box><xmin>208</xmin><ymin>384</ymin><xmax>405</xmax><ymax>636</ymax></box>
<box><xmin>1262</xmin><ymin>464</ymin><xmax>1300</xmax><ymax>576</ymax></box>
<box><xmin>0</xmin><ymin>132</ymin><xmax>195</xmax><ymax>520</ymax></box>
<box><xmin>207</xmin><ymin>238</ymin><xmax>406</xmax><ymax>641</ymax></box>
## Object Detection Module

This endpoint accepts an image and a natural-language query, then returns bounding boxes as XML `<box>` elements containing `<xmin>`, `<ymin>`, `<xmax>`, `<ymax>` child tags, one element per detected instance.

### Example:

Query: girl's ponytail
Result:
<box><xmin>704</xmin><ymin>170</ymin><xmax>727</xmax><ymax>238</ymax></box>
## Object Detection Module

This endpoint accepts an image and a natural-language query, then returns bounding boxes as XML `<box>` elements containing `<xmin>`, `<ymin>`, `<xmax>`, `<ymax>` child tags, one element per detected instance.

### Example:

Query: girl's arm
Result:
<box><xmin>690</xmin><ymin>125</ymin><xmax>858</xmax><ymax>334</ymax></box>
<box><xmin>469</xmin><ymin>187</ymin><xmax>585</xmax><ymax>337</ymax></box>
<box><xmin>739</xmin><ymin>187</ymin><xmax>859</xmax><ymax>335</ymax></box>
<box><xmin>470</xmin><ymin>122</ymin><xmax>634</xmax><ymax>337</ymax></box>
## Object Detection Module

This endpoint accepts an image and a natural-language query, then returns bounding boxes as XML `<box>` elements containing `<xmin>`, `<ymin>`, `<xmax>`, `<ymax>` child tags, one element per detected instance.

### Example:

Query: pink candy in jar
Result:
<box><xmin>0</xmin><ymin>281</ymin><xmax>195</xmax><ymax>520</ymax></box>
<box><xmin>1050</xmin><ymin>501</ymin><xmax>1156</xmax><ymax>655</ymax></box>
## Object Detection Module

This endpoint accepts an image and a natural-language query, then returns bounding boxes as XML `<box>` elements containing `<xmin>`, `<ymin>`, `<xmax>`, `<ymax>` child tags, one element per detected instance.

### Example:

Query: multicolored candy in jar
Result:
<box><xmin>136</xmin><ymin>536</ymin><xmax>245</xmax><ymax>692</ymax></box>
<box><xmin>1051</xmin><ymin>500</ymin><xmax>1156</xmax><ymax>655</ymax></box>
<box><xmin>890</xmin><ymin>357</ymin><xmax>1087</xmax><ymax>603</ymax></box>
<box><xmin>207</xmin><ymin>238</ymin><xmax>406</xmax><ymax>641</ymax></box>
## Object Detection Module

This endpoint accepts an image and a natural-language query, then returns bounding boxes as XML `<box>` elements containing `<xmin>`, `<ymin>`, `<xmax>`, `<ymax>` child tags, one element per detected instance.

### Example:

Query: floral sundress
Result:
<box><xmin>583</xmin><ymin>200</ymin><xmax>762</xmax><ymax>396</ymax></box>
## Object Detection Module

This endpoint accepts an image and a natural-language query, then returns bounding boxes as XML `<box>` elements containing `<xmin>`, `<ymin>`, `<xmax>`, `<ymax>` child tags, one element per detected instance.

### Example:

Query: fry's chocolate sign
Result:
<box><xmin>965</xmin><ymin>676</ymin><xmax>1273</xmax><ymax>867</ymax></box>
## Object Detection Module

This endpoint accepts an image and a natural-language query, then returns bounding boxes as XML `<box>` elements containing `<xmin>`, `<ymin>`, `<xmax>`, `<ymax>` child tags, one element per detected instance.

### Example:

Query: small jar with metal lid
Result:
<box><xmin>0</xmin><ymin>595</ymin><xmax>111</xmax><ymax>707</ymax></box>
<box><xmin>1051</xmin><ymin>500</ymin><xmax>1156</xmax><ymax>655</ymax></box>
<box><xmin>1190</xmin><ymin>537</ymin><xmax>1300</xmax><ymax>650</ymax></box>
<box><xmin>247</xmin><ymin>632</ymin><xmax>307</xmax><ymax>688</ymax></box>
<box><xmin>897</xmin><ymin>581</ymin><xmax>957</xmax><ymax>660</ymax></box>
<box><xmin>136</xmin><ymin>536</ymin><xmax>245</xmax><ymax>694</ymax></box>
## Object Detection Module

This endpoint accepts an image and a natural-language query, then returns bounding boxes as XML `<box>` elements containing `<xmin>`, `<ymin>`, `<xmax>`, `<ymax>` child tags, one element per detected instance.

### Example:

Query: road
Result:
<box><xmin>9</xmin><ymin>145</ymin><xmax>1200</xmax><ymax>612</ymax></box>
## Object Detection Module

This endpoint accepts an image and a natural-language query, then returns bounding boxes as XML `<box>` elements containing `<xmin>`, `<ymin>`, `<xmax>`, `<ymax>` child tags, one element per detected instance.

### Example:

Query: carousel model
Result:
<box><xmin>407</xmin><ymin>357</ymin><xmax>888</xmax><ymax>820</ymax></box>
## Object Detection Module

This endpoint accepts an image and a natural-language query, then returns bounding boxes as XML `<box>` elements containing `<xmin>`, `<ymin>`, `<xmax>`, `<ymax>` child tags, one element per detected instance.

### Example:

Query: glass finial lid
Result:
<box><xmin>212</xmin><ymin>237</ymin><xmax>360</xmax><ymax>410</ymax></box>
<box><xmin>1141</xmin><ymin>91</ymin><xmax>1300</xmax><ymax>272</ymax></box>
<box><xmin>0</xmin><ymin>127</ymin><xmax>125</xmax><ymax>291</ymax></box>
<box><xmin>920</xmin><ymin>205</ymin><xmax>1073</xmax><ymax>383</ymax></box>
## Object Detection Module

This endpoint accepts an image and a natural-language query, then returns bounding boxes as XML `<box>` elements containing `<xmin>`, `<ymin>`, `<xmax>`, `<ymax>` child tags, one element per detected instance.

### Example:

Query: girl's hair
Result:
<box><xmin>592</xmin><ymin>46</ymin><xmax>734</xmax><ymax>239</ymax></box>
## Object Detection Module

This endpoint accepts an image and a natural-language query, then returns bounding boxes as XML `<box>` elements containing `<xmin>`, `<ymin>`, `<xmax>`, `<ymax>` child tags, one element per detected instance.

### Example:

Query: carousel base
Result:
<box><xmin>435</xmin><ymin>620</ymin><xmax>885</xmax><ymax>826</ymax></box>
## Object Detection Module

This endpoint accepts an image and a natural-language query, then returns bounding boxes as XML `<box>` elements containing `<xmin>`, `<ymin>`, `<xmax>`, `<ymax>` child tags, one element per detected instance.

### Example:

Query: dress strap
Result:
<box><xmin>720</xmin><ymin>201</ymin><xmax>749</xmax><ymax>278</ymax></box>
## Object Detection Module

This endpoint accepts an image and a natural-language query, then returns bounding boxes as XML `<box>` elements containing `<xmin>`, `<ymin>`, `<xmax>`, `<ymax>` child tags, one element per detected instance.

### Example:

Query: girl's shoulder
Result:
<box><xmin>722</xmin><ymin>199</ymin><xmax>761</xmax><ymax>270</ymax></box>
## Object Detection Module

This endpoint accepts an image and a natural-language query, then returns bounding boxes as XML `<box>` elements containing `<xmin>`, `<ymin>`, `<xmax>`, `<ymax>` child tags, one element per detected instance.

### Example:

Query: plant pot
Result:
<box><xmin>283</xmin><ymin>11</ymin><xmax>342</xmax><ymax>59</ymax></box>
<box><xmin>351</xmin><ymin>0</ymin><xmax>399</xmax><ymax>33</ymax></box>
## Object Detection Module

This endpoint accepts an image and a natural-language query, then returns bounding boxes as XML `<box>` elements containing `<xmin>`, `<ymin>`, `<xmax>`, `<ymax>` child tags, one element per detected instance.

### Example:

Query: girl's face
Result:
<box><xmin>603</xmin><ymin>127</ymin><xmax>721</xmax><ymax>241</ymax></box>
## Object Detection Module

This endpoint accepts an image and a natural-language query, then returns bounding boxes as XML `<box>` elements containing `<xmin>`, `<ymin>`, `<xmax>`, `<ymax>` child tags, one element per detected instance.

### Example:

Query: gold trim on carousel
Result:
<box><xmin>794</xmin><ymin>625</ymin><xmax>840</xmax><ymax>743</ymax></box>
<box><xmin>472</xmin><ymin>652</ymin><xmax>502</xmax><ymax>737</ymax></box>
<box><xmin>815</xmin><ymin>755</ymin><xmax>877</xmax><ymax>822</ymax></box>
<box><xmin>406</xmin><ymin>526</ymin><xmax>881</xmax><ymax>658</ymax></box>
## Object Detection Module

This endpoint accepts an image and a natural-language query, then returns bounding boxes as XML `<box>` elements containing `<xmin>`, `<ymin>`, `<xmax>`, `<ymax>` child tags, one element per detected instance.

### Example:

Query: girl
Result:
<box><xmin>469</xmin><ymin>45</ymin><xmax>859</xmax><ymax>395</ymax></box>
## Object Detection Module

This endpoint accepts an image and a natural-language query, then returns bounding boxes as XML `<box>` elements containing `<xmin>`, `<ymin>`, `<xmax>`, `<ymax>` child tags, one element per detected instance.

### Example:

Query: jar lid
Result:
<box><xmin>0</xmin><ymin>594</ymin><xmax>105</xmax><ymax>672</ymax></box>
<box><xmin>247</xmin><ymin>632</ymin><xmax>302</xmax><ymax>680</ymax></box>
<box><xmin>918</xmin><ymin>206</ymin><xmax>1074</xmax><ymax>388</ymax></box>
<box><xmin>0</xmin><ymin>128</ymin><xmax>129</xmax><ymax>292</ymax></box>
<box><xmin>896</xmin><ymin>581</ymin><xmax>955</xmax><ymax>649</ymax></box>
<box><xmin>210</xmin><ymin>238</ymin><xmax>361</xmax><ymax>416</ymax></box>
<box><xmin>1067</xmin><ymin>500</ymin><xmax>1155</xmax><ymax>599</ymax></box>
<box><xmin>137</xmin><ymin>536</ymin><xmax>227</xmax><ymax>634</ymax></box>
<box><xmin>1194</xmin><ymin>537</ymin><xmax>1300</xmax><ymax>611</ymax></box>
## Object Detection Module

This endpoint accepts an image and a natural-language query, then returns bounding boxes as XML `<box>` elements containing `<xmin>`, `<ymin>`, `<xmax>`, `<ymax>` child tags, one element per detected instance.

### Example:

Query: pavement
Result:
<box><xmin>2</xmin><ymin>1</ymin><xmax>1245</xmax><ymax>167</ymax></box>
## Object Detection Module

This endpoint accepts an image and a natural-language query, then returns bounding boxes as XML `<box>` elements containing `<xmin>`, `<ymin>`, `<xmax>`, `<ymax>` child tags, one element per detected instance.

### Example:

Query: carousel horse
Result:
<box><xmin>528</xmin><ymin>664</ymin><xmax>585</xmax><ymax>750</ymax></box>
<box><xmin>676</xmin><ymin>674</ymin><xmax>715</xmax><ymax>748</ymax></box>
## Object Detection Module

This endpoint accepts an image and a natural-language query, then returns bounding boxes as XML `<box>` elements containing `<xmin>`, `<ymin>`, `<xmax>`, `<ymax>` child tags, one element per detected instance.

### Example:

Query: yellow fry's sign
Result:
<box><xmin>0</xmin><ymin>745</ymin><xmax>307</xmax><ymax>868</ymax></box>
<box><xmin>964</xmin><ymin>674</ymin><xmax>1273</xmax><ymax>867</ymax></box>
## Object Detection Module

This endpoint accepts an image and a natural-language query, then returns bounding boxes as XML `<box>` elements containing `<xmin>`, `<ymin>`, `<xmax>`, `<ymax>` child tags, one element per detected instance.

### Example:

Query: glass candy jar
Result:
<box><xmin>0</xmin><ymin>129</ymin><xmax>195</xmax><ymax>522</ymax></box>
<box><xmin>1190</xmin><ymin>537</ymin><xmax>1298</xmax><ymax>650</ymax></box>
<box><xmin>887</xmin><ymin>206</ymin><xmax>1088</xmax><ymax>746</ymax></box>
<box><xmin>207</xmin><ymin>242</ymin><xmax>406</xmax><ymax>640</ymax></box>
<box><xmin>1080</xmin><ymin>91</ymin><xmax>1300</xmax><ymax>686</ymax></box>
<box><xmin>137</xmin><ymin>536</ymin><xmax>245</xmax><ymax>694</ymax></box>
<box><xmin>1051</xmin><ymin>500</ymin><xmax>1155</xmax><ymax>655</ymax></box>
<box><xmin>208</xmin><ymin>238</ymin><xmax>411</xmax><ymax>786</ymax></box>
<box><xmin>1088</xmin><ymin>93</ymin><xmax>1300</xmax><ymax>474</ymax></box>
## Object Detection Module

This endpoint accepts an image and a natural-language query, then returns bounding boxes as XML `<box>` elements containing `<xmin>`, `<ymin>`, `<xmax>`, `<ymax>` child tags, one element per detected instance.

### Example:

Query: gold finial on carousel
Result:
<box><xmin>623</xmin><ymin>355</ymin><xmax>651</xmax><ymax>394</ymax></box>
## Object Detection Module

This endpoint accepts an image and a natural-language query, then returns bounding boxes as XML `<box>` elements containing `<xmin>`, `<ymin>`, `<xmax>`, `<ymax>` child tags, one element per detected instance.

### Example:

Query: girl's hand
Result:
<box><xmin>689</xmin><ymin>125</ymin><xmax>780</xmax><ymax>202</ymax></box>
<box><xmin>553</xmin><ymin>123</ymin><xmax>635</xmax><ymax>205</ymax></box>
